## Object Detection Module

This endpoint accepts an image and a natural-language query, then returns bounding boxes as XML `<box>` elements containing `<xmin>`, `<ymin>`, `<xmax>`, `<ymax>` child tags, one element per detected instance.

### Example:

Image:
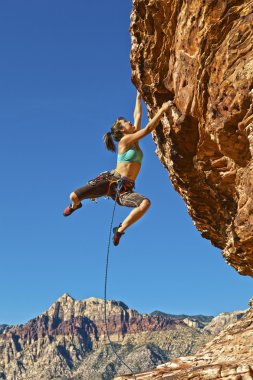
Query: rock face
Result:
<box><xmin>130</xmin><ymin>0</ymin><xmax>253</xmax><ymax>276</ymax></box>
<box><xmin>115</xmin><ymin>298</ymin><xmax>253</xmax><ymax>380</ymax></box>
<box><xmin>0</xmin><ymin>294</ymin><xmax>215</xmax><ymax>380</ymax></box>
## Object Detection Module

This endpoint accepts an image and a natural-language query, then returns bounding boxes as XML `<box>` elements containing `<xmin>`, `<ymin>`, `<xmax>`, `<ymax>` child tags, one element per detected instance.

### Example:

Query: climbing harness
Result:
<box><xmin>104</xmin><ymin>179</ymin><xmax>137</xmax><ymax>380</ymax></box>
<box><xmin>117</xmin><ymin>176</ymin><xmax>135</xmax><ymax>193</ymax></box>
<box><xmin>89</xmin><ymin>171</ymin><xmax>135</xmax><ymax>202</ymax></box>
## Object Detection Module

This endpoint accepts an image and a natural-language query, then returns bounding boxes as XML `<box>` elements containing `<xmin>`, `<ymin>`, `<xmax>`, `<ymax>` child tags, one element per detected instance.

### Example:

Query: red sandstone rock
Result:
<box><xmin>130</xmin><ymin>0</ymin><xmax>253</xmax><ymax>277</ymax></box>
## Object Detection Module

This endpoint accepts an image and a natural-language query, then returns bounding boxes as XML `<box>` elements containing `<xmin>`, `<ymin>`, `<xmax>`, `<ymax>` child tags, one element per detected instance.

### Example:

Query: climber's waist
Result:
<box><xmin>88</xmin><ymin>170</ymin><xmax>135</xmax><ymax>191</ymax></box>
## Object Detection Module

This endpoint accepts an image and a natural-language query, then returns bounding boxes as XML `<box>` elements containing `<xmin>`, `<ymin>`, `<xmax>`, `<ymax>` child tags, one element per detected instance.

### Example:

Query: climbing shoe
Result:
<box><xmin>63</xmin><ymin>203</ymin><xmax>82</xmax><ymax>217</ymax></box>
<box><xmin>112</xmin><ymin>223</ymin><xmax>124</xmax><ymax>246</ymax></box>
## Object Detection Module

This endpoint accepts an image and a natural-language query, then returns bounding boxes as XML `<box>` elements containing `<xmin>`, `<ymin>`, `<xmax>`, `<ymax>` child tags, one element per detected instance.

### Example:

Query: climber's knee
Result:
<box><xmin>70</xmin><ymin>192</ymin><xmax>80</xmax><ymax>203</ymax></box>
<box><xmin>140</xmin><ymin>198</ymin><xmax>151</xmax><ymax>211</ymax></box>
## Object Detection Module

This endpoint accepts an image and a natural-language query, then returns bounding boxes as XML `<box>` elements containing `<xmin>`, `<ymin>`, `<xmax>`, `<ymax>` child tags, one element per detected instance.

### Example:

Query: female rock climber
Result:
<box><xmin>63</xmin><ymin>91</ymin><xmax>172</xmax><ymax>246</ymax></box>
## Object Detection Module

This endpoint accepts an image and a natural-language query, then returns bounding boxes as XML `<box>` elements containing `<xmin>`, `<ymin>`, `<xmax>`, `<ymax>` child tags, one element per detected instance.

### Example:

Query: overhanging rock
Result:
<box><xmin>130</xmin><ymin>0</ymin><xmax>253</xmax><ymax>276</ymax></box>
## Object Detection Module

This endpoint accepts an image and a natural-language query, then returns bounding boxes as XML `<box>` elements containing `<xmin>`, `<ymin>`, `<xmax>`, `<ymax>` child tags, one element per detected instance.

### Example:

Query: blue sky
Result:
<box><xmin>0</xmin><ymin>1</ymin><xmax>252</xmax><ymax>325</ymax></box>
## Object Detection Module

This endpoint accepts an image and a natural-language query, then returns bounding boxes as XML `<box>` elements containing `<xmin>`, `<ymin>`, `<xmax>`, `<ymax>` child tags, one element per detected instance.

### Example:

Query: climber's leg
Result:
<box><xmin>112</xmin><ymin>192</ymin><xmax>151</xmax><ymax>245</ymax></box>
<box><xmin>118</xmin><ymin>198</ymin><xmax>151</xmax><ymax>233</ymax></box>
<box><xmin>63</xmin><ymin>172</ymin><xmax>112</xmax><ymax>216</ymax></box>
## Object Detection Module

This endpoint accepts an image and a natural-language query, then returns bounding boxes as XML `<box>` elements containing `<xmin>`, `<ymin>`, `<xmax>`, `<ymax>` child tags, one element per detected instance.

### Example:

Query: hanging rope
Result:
<box><xmin>104</xmin><ymin>185</ymin><xmax>137</xmax><ymax>380</ymax></box>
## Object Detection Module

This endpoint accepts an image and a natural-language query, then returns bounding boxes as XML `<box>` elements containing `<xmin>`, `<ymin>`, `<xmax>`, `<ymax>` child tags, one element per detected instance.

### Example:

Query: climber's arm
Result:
<box><xmin>123</xmin><ymin>101</ymin><xmax>172</xmax><ymax>145</ymax></box>
<box><xmin>133</xmin><ymin>91</ymin><xmax>142</xmax><ymax>131</ymax></box>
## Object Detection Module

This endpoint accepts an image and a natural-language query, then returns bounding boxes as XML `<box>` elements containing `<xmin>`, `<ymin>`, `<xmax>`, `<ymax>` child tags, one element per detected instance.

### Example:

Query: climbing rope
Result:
<box><xmin>104</xmin><ymin>184</ymin><xmax>137</xmax><ymax>380</ymax></box>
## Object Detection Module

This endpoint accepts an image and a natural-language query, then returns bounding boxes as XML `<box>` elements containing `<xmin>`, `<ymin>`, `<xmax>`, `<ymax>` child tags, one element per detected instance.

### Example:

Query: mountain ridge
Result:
<box><xmin>0</xmin><ymin>294</ymin><xmax>246</xmax><ymax>380</ymax></box>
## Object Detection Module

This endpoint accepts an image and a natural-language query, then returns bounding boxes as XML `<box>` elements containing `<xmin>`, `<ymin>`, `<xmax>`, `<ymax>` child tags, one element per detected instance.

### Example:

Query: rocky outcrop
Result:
<box><xmin>115</xmin><ymin>298</ymin><xmax>253</xmax><ymax>380</ymax></box>
<box><xmin>130</xmin><ymin>0</ymin><xmax>253</xmax><ymax>276</ymax></box>
<box><xmin>0</xmin><ymin>294</ymin><xmax>213</xmax><ymax>380</ymax></box>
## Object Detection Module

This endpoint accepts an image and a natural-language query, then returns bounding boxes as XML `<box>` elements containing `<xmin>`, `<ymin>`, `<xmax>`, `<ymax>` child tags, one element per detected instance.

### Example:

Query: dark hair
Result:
<box><xmin>103</xmin><ymin>117</ymin><xmax>126</xmax><ymax>152</ymax></box>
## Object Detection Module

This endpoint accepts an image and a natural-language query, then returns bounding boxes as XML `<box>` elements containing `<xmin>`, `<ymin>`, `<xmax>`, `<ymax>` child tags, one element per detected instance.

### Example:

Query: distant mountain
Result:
<box><xmin>150</xmin><ymin>311</ymin><xmax>213</xmax><ymax>329</ymax></box>
<box><xmin>0</xmin><ymin>294</ymin><xmax>243</xmax><ymax>380</ymax></box>
<box><xmin>203</xmin><ymin>310</ymin><xmax>245</xmax><ymax>335</ymax></box>
<box><xmin>150</xmin><ymin>310</ymin><xmax>213</xmax><ymax>322</ymax></box>
<box><xmin>0</xmin><ymin>324</ymin><xmax>8</xmax><ymax>334</ymax></box>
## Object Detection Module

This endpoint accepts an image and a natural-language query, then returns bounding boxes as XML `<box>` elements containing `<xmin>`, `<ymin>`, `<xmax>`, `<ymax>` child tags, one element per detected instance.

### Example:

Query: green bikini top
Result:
<box><xmin>117</xmin><ymin>145</ymin><xmax>143</xmax><ymax>165</ymax></box>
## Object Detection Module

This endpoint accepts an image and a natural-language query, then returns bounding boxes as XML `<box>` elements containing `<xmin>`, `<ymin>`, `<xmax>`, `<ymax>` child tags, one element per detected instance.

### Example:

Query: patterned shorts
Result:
<box><xmin>74</xmin><ymin>171</ymin><xmax>148</xmax><ymax>208</ymax></box>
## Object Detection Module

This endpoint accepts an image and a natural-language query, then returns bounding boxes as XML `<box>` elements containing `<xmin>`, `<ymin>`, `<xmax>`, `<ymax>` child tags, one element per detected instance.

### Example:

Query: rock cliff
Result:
<box><xmin>115</xmin><ymin>298</ymin><xmax>253</xmax><ymax>380</ymax></box>
<box><xmin>0</xmin><ymin>294</ymin><xmax>221</xmax><ymax>380</ymax></box>
<box><xmin>130</xmin><ymin>0</ymin><xmax>253</xmax><ymax>276</ymax></box>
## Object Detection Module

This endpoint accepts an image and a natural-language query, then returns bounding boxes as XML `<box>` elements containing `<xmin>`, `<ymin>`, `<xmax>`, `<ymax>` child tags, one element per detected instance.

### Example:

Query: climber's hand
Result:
<box><xmin>162</xmin><ymin>100</ymin><xmax>173</xmax><ymax>112</ymax></box>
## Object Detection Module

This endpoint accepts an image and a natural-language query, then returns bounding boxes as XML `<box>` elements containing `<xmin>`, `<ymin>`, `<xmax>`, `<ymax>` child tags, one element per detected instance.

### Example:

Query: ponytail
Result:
<box><xmin>103</xmin><ymin>131</ymin><xmax>116</xmax><ymax>152</ymax></box>
<box><xmin>103</xmin><ymin>117</ymin><xmax>125</xmax><ymax>152</ymax></box>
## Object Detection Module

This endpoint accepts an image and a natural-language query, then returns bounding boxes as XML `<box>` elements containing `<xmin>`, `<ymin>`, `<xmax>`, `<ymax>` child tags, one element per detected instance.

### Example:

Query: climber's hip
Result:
<box><xmin>73</xmin><ymin>170</ymin><xmax>147</xmax><ymax>208</ymax></box>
